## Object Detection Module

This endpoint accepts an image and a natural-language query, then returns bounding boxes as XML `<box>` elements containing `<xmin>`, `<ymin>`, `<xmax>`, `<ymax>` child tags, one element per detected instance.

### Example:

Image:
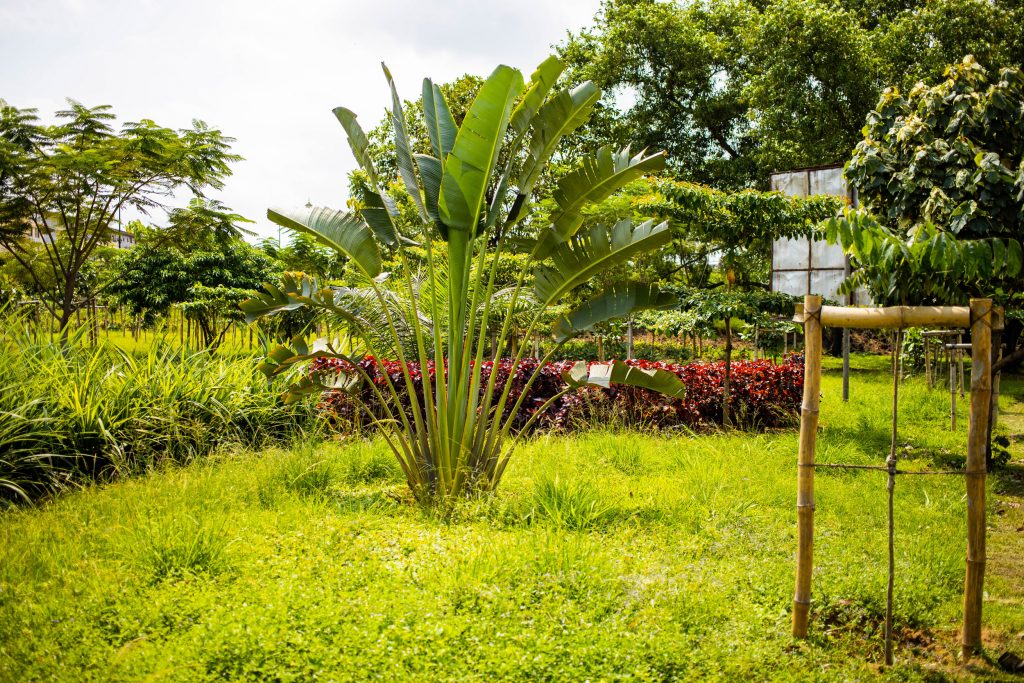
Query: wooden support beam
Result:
<box><xmin>793</xmin><ymin>294</ymin><xmax>822</xmax><ymax>638</ymax></box>
<box><xmin>814</xmin><ymin>305</ymin><xmax>970</xmax><ymax>329</ymax></box>
<box><xmin>962</xmin><ymin>298</ymin><xmax>992</xmax><ymax>660</ymax></box>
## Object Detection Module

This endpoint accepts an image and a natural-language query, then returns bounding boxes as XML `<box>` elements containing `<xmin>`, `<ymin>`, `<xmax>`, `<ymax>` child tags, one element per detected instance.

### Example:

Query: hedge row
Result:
<box><xmin>311</xmin><ymin>356</ymin><xmax>804</xmax><ymax>431</ymax></box>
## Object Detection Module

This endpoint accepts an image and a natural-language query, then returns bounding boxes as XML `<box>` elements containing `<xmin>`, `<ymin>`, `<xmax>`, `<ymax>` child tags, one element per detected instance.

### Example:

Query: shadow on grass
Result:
<box><xmin>991</xmin><ymin>461</ymin><xmax>1024</xmax><ymax>498</ymax></box>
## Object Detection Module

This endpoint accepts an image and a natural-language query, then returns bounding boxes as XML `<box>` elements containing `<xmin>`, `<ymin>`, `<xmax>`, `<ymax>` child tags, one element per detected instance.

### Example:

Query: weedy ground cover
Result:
<box><xmin>0</xmin><ymin>357</ymin><xmax>1022</xmax><ymax>681</ymax></box>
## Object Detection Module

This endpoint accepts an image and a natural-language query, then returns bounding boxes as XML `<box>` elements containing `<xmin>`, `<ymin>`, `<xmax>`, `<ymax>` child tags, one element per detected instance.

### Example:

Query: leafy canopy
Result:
<box><xmin>108</xmin><ymin>235</ymin><xmax>275</xmax><ymax>349</ymax></box>
<box><xmin>0</xmin><ymin>99</ymin><xmax>240</xmax><ymax>330</ymax></box>
<box><xmin>558</xmin><ymin>0</ymin><xmax>1024</xmax><ymax>189</ymax></box>
<box><xmin>827</xmin><ymin>56</ymin><xmax>1024</xmax><ymax>304</ymax></box>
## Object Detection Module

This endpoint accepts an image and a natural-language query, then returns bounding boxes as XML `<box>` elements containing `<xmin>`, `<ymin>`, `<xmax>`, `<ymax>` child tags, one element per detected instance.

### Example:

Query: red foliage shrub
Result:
<box><xmin>312</xmin><ymin>355</ymin><xmax>803</xmax><ymax>432</ymax></box>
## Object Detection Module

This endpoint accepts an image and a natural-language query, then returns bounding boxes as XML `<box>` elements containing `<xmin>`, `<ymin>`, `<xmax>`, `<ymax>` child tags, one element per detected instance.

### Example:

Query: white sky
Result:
<box><xmin>0</xmin><ymin>0</ymin><xmax>602</xmax><ymax>240</ymax></box>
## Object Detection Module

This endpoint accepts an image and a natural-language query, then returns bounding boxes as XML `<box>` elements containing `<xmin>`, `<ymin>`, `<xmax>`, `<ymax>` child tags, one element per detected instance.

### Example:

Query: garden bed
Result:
<box><xmin>313</xmin><ymin>355</ymin><xmax>805</xmax><ymax>432</ymax></box>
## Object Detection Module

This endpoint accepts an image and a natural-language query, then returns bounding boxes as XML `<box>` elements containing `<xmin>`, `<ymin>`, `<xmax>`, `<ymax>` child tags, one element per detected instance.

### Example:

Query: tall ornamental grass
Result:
<box><xmin>0</xmin><ymin>317</ymin><xmax>319</xmax><ymax>505</ymax></box>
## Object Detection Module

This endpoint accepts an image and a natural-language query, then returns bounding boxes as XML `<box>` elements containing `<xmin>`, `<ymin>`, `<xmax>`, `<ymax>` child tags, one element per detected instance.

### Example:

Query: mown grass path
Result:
<box><xmin>1</xmin><ymin>358</ymin><xmax>1022</xmax><ymax>681</ymax></box>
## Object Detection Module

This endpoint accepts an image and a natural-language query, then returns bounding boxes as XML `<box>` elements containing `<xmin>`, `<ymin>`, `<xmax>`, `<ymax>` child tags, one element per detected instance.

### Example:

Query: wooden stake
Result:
<box><xmin>951</xmin><ymin>342</ymin><xmax>958</xmax><ymax>432</ymax></box>
<box><xmin>962</xmin><ymin>298</ymin><xmax>992</xmax><ymax>660</ymax></box>
<box><xmin>959</xmin><ymin>335</ymin><xmax>966</xmax><ymax>398</ymax></box>
<box><xmin>793</xmin><ymin>295</ymin><xmax>822</xmax><ymax>638</ymax></box>
<box><xmin>884</xmin><ymin>329</ymin><xmax>903</xmax><ymax>666</ymax></box>
<box><xmin>989</xmin><ymin>306</ymin><xmax>1004</xmax><ymax>444</ymax></box>
<box><xmin>925</xmin><ymin>336</ymin><xmax>933</xmax><ymax>388</ymax></box>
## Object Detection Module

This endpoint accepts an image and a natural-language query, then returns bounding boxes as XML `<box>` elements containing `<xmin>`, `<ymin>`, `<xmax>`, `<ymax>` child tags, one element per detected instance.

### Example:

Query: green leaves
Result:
<box><xmin>530</xmin><ymin>146</ymin><xmax>667</xmax><ymax>259</ymax></box>
<box><xmin>439</xmin><ymin>65</ymin><xmax>525</xmax><ymax>235</ymax></box>
<box><xmin>553</xmin><ymin>283</ymin><xmax>675</xmax><ymax>342</ymax></box>
<box><xmin>383</xmin><ymin>64</ymin><xmax>427</xmax><ymax>221</ymax></box>
<box><xmin>422</xmin><ymin>79</ymin><xmax>457</xmax><ymax>159</ymax></box>
<box><xmin>843</xmin><ymin>58</ymin><xmax>1024</xmax><ymax>302</ymax></box>
<box><xmin>333</xmin><ymin>107</ymin><xmax>378</xmax><ymax>185</ymax></box>
<box><xmin>517</xmin><ymin>82</ymin><xmax>601</xmax><ymax>199</ymax></box>
<box><xmin>825</xmin><ymin>208</ymin><xmax>1024</xmax><ymax>302</ymax></box>
<box><xmin>510</xmin><ymin>56</ymin><xmax>564</xmax><ymax>137</ymax></box>
<box><xmin>256</xmin><ymin>334</ymin><xmax>362</xmax><ymax>405</ymax></box>
<box><xmin>534</xmin><ymin>219</ymin><xmax>672</xmax><ymax>305</ymax></box>
<box><xmin>415</xmin><ymin>153</ymin><xmax>443</xmax><ymax>229</ymax></box>
<box><xmin>267</xmin><ymin>206</ymin><xmax>382</xmax><ymax>278</ymax></box>
<box><xmin>563</xmin><ymin>360</ymin><xmax>686</xmax><ymax>399</ymax></box>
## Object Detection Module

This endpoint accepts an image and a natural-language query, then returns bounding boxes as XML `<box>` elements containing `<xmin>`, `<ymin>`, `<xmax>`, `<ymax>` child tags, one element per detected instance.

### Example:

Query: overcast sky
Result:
<box><xmin>0</xmin><ymin>0</ymin><xmax>603</xmax><ymax>240</ymax></box>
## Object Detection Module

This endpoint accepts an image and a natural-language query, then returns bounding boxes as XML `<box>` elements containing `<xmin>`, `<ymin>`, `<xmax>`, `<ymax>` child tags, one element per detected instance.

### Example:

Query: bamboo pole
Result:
<box><xmin>950</xmin><ymin>345</ymin><xmax>957</xmax><ymax>432</ymax></box>
<box><xmin>817</xmin><ymin>305</ymin><xmax>970</xmax><ymax>329</ymax></box>
<box><xmin>925</xmin><ymin>336</ymin><xmax>933</xmax><ymax>388</ymax></box>
<box><xmin>962</xmin><ymin>298</ymin><xmax>992</xmax><ymax>660</ymax></box>
<box><xmin>884</xmin><ymin>329</ymin><xmax>903</xmax><ymax>666</ymax></box>
<box><xmin>990</xmin><ymin>307</ymin><xmax>1003</xmax><ymax>434</ymax></box>
<box><xmin>793</xmin><ymin>294</ymin><xmax>822</xmax><ymax>638</ymax></box>
<box><xmin>958</xmin><ymin>334</ymin><xmax>966</xmax><ymax>398</ymax></box>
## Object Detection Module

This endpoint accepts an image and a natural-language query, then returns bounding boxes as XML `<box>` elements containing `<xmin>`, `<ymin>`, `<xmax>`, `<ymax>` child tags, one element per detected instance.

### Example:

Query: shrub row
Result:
<box><xmin>0</xmin><ymin>332</ymin><xmax>320</xmax><ymax>506</ymax></box>
<box><xmin>312</xmin><ymin>355</ymin><xmax>804</xmax><ymax>432</ymax></box>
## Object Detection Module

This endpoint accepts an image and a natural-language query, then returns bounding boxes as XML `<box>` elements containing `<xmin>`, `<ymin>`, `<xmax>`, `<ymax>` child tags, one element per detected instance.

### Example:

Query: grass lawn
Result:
<box><xmin>1</xmin><ymin>358</ymin><xmax>1022</xmax><ymax>681</ymax></box>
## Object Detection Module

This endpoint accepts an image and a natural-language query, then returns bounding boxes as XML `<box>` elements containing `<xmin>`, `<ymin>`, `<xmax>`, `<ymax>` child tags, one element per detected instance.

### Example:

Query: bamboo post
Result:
<box><xmin>962</xmin><ymin>298</ymin><xmax>991</xmax><ymax>660</ymax></box>
<box><xmin>884</xmin><ymin>329</ymin><xmax>903</xmax><ymax>666</ymax></box>
<box><xmin>990</xmin><ymin>306</ymin><xmax>1004</xmax><ymax>438</ymax></box>
<box><xmin>950</xmin><ymin>347</ymin><xmax>957</xmax><ymax>432</ymax></box>
<box><xmin>958</xmin><ymin>333</ymin><xmax>965</xmax><ymax>398</ymax></box>
<box><xmin>925</xmin><ymin>337</ymin><xmax>933</xmax><ymax>388</ymax></box>
<box><xmin>793</xmin><ymin>294</ymin><xmax>822</xmax><ymax>638</ymax></box>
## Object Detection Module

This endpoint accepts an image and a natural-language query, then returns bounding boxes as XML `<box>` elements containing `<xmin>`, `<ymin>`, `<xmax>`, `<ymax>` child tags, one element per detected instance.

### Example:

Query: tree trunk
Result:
<box><xmin>57</xmin><ymin>276</ymin><xmax>77</xmax><ymax>345</ymax></box>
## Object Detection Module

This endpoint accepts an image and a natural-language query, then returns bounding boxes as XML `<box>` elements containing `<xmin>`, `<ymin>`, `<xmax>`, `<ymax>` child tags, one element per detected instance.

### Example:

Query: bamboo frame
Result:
<box><xmin>791</xmin><ymin>296</ymin><xmax>992</xmax><ymax>664</ymax></box>
<box><xmin>962</xmin><ymin>299</ymin><xmax>991</xmax><ymax>659</ymax></box>
<box><xmin>792</xmin><ymin>294</ymin><xmax>821</xmax><ymax>637</ymax></box>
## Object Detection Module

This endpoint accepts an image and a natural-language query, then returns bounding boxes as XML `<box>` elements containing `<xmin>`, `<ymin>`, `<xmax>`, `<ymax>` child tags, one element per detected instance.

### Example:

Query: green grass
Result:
<box><xmin>0</xmin><ymin>361</ymin><xmax>1022</xmax><ymax>680</ymax></box>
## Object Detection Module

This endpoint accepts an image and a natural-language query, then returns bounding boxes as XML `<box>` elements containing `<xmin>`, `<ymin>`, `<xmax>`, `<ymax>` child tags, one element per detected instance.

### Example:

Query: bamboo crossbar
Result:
<box><xmin>799</xmin><ymin>305</ymin><xmax>971</xmax><ymax>329</ymax></box>
<box><xmin>921</xmin><ymin>329</ymin><xmax>964</xmax><ymax>337</ymax></box>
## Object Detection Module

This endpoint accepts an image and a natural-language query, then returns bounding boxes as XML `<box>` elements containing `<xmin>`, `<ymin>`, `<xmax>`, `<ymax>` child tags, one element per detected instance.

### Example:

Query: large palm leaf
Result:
<box><xmin>534</xmin><ymin>219</ymin><xmax>672</xmax><ymax>305</ymax></box>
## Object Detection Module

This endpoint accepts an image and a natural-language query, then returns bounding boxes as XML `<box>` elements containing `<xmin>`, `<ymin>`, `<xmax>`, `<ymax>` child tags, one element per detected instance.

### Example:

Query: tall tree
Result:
<box><xmin>0</xmin><ymin>99</ymin><xmax>240</xmax><ymax>337</ymax></box>
<box><xmin>831</xmin><ymin>56</ymin><xmax>1024</xmax><ymax>306</ymax></box>
<box><xmin>558</xmin><ymin>0</ymin><xmax>1024</xmax><ymax>189</ymax></box>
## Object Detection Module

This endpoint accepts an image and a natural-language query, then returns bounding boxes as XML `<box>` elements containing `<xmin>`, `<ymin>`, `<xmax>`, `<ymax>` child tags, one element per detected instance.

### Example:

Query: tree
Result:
<box><xmin>637</xmin><ymin>180</ymin><xmax>839</xmax><ymax>422</ymax></box>
<box><xmin>827</xmin><ymin>55</ymin><xmax>1024</xmax><ymax>465</ymax></box>
<box><xmin>0</xmin><ymin>100</ymin><xmax>240</xmax><ymax>338</ymax></box>
<box><xmin>558</xmin><ymin>0</ymin><xmax>1024</xmax><ymax>189</ymax></box>
<box><xmin>259</xmin><ymin>233</ymin><xmax>348</xmax><ymax>281</ymax></box>
<box><xmin>107</xmin><ymin>237</ymin><xmax>276</xmax><ymax>350</ymax></box>
<box><xmin>829</xmin><ymin>56</ymin><xmax>1024</xmax><ymax>305</ymax></box>
<box><xmin>244</xmin><ymin>57</ymin><xmax>685</xmax><ymax>501</ymax></box>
